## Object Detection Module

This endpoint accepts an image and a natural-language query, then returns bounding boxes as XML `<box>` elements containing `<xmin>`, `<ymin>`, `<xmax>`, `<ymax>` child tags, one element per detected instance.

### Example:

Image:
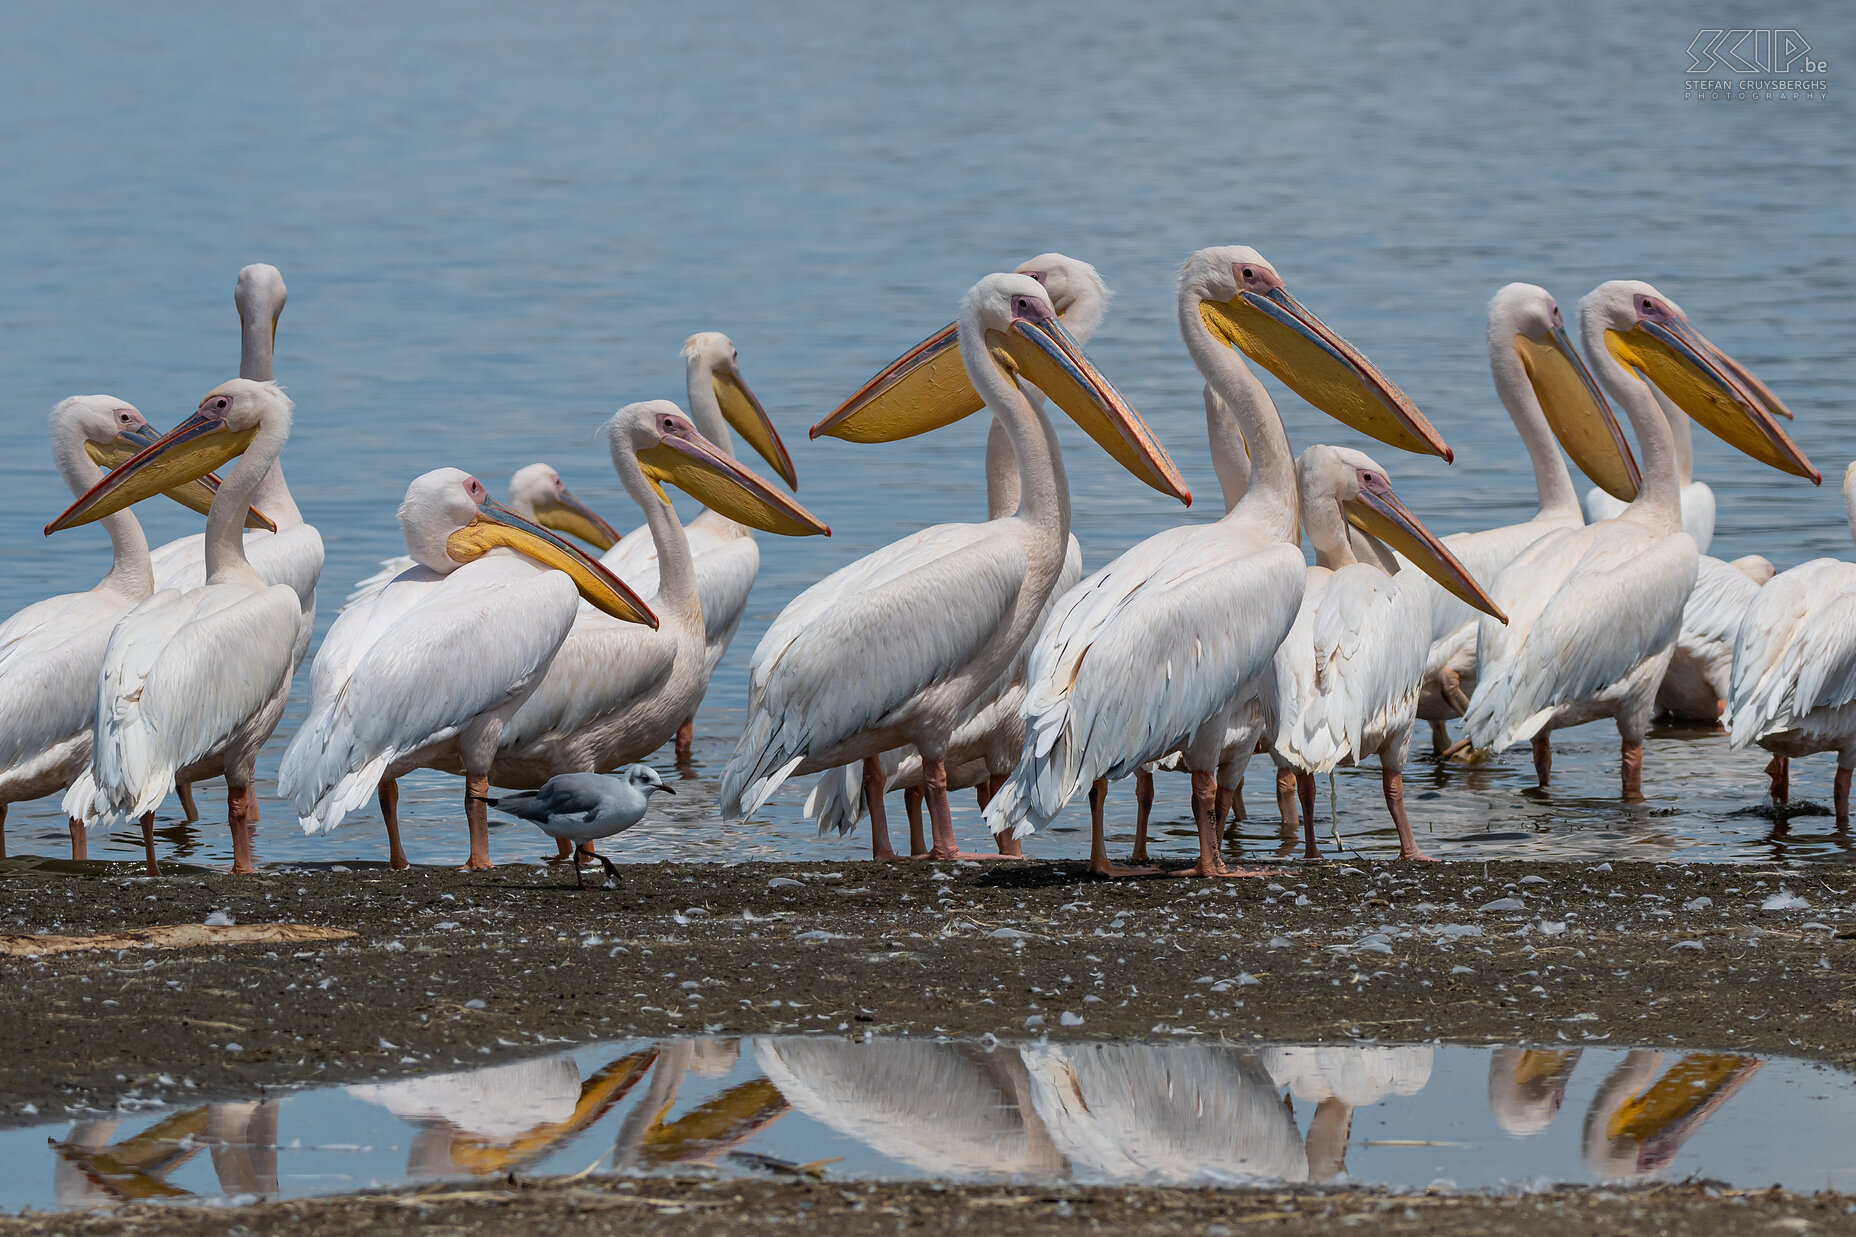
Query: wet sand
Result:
<box><xmin>4</xmin><ymin>856</ymin><xmax>1854</xmax><ymax>1230</ymax></box>
<box><xmin>4</xmin><ymin>1177</ymin><xmax>1855</xmax><ymax>1237</ymax></box>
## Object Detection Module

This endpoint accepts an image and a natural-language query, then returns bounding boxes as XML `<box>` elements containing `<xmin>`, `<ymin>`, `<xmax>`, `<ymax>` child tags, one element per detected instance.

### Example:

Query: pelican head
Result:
<box><xmin>955</xmin><ymin>272</ymin><xmax>1189</xmax><ymax>502</ymax></box>
<box><xmin>1299</xmin><ymin>444</ymin><xmax>1505</xmax><ymax>621</ymax></box>
<box><xmin>1491</xmin><ymin>283</ymin><xmax>1641</xmax><ymax>502</ymax></box>
<box><xmin>812</xmin><ymin>251</ymin><xmax>1121</xmax><ymax>447</ymax></box>
<box><xmin>46</xmin><ymin>379</ymin><xmax>290</xmax><ymax>534</ymax></box>
<box><xmin>607</xmin><ymin>399</ymin><xmax>829</xmax><ymax>537</ymax></box>
<box><xmin>1487</xmin><ymin>1048</ymin><xmax>1582</xmax><ymax>1137</ymax></box>
<box><xmin>235</xmin><ymin>264</ymin><xmax>288</xmax><ymax>342</ymax></box>
<box><xmin>400</xmin><ymin>467</ymin><xmax>657</xmax><ymax>627</ymax></box>
<box><xmin>1014</xmin><ymin>253</ymin><xmax>1111</xmax><ymax>344</ymax></box>
<box><xmin>1581</xmin><ymin>280</ymin><xmax>1816</xmax><ymax>482</ymax></box>
<box><xmin>507</xmin><ymin>463</ymin><xmax>619</xmax><ymax>551</ymax></box>
<box><xmin>1185</xmin><ymin>246</ymin><xmax>1452</xmax><ymax>460</ymax></box>
<box><xmin>682</xmin><ymin>332</ymin><xmax>797</xmax><ymax>488</ymax></box>
<box><xmin>52</xmin><ymin>395</ymin><xmax>270</xmax><ymax>530</ymax></box>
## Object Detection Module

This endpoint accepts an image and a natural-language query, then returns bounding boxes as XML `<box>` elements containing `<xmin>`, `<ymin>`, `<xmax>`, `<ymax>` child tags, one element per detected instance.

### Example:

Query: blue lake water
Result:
<box><xmin>9</xmin><ymin>1036</ymin><xmax>1856</xmax><ymax>1210</ymax></box>
<box><xmin>0</xmin><ymin>4</ymin><xmax>1851</xmax><ymax>869</ymax></box>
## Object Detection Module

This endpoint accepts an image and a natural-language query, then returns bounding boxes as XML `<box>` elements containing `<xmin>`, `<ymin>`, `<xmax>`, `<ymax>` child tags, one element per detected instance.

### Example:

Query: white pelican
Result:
<box><xmin>1260</xmin><ymin>1044</ymin><xmax>1433</xmax><ymax>1180</ymax></box>
<box><xmin>984</xmin><ymin>247</ymin><xmax>1457</xmax><ymax>877</ymax></box>
<box><xmin>1583</xmin><ymin>388</ymin><xmax>1717</xmax><ymax>552</ymax></box>
<box><xmin>1021</xmin><ymin>1042</ymin><xmax>1308</xmax><ymax>1184</ymax></box>
<box><xmin>278</xmin><ymin>467</ymin><xmax>656</xmax><ymax>869</ymax></box>
<box><xmin>600</xmin><ymin>332</ymin><xmax>799</xmax><ymax>760</ymax></box>
<box><xmin>804</xmin><ymin>252</ymin><xmax>1105</xmax><ymax>858</ymax></box>
<box><xmin>51</xmin><ymin>381</ymin><xmax>319</xmax><ymax>873</ymax></box>
<box><xmin>346</xmin><ymin>462</ymin><xmax>622</xmax><ymax>603</ymax></box>
<box><xmin>754</xmin><ymin>1037</ymin><xmax>1064</xmax><ymax>1178</ymax></box>
<box><xmin>1464</xmin><ymin>281</ymin><xmax>1817</xmax><ymax>797</ymax></box>
<box><xmin>151</xmin><ymin>264</ymin><xmax>324</xmax><ymax>826</ymax></box>
<box><xmin>1414</xmin><ymin>284</ymin><xmax>1641</xmax><ymax>756</ymax></box>
<box><xmin>1656</xmin><ymin>552</ymin><xmax>1773</xmax><ymax>722</ymax></box>
<box><xmin>720</xmin><ymin>273</ymin><xmax>1189</xmax><ymax>860</ymax></box>
<box><xmin>1273</xmin><ymin>445</ymin><xmax>1505</xmax><ymax>861</ymax></box>
<box><xmin>1580</xmin><ymin>1051</ymin><xmax>1761</xmax><ymax>1181</ymax></box>
<box><xmin>1728</xmin><ymin>463</ymin><xmax>1856</xmax><ymax>823</ymax></box>
<box><xmin>1487</xmin><ymin>1048</ymin><xmax>1582</xmax><ymax>1136</ymax></box>
<box><xmin>485</xmin><ymin>402</ymin><xmax>827</xmax><ymax>862</ymax></box>
<box><xmin>0</xmin><ymin>397</ymin><xmax>232</xmax><ymax>865</ymax></box>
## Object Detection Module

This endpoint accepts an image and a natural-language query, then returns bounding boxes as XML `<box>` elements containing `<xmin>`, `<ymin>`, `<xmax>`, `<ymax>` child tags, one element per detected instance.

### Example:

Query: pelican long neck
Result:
<box><xmin>238</xmin><ymin>293</ymin><xmax>302</xmax><ymax>529</ymax></box>
<box><xmin>1654</xmin><ymin>387</ymin><xmax>1695</xmax><ymax>485</ymax></box>
<box><xmin>684</xmin><ymin>361</ymin><xmax>737</xmax><ymax>459</ymax></box>
<box><xmin>959</xmin><ymin>318</ymin><xmax>1063</xmax><ymax>540</ymax></box>
<box><xmin>984</xmin><ymin>417</ymin><xmax>1018</xmax><ymax>520</ymax></box>
<box><xmin>1583</xmin><ymin>317</ymin><xmax>1683</xmax><ymax>528</ymax></box>
<box><xmin>54</xmin><ymin>429</ymin><xmax>151</xmax><ymax>599</ymax></box>
<box><xmin>1300</xmin><ymin>485</ymin><xmax>1362</xmax><ymax>571</ymax></box>
<box><xmin>205</xmin><ymin>420</ymin><xmax>287</xmax><ymax>585</ymax></box>
<box><xmin>612</xmin><ymin>447</ymin><xmax>701</xmax><ymax>620</ymax></box>
<box><xmin>1204</xmin><ymin>384</ymin><xmax>1252</xmax><ymax>514</ymax></box>
<box><xmin>1488</xmin><ymin>327</ymin><xmax>1580</xmax><ymax>520</ymax></box>
<box><xmin>1181</xmin><ymin>296</ymin><xmax>1296</xmax><ymax>542</ymax></box>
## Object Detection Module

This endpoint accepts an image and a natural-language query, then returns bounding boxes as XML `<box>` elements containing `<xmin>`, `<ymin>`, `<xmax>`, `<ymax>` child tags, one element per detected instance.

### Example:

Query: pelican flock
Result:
<box><xmin>0</xmin><ymin>250</ymin><xmax>1829</xmax><ymax>877</ymax></box>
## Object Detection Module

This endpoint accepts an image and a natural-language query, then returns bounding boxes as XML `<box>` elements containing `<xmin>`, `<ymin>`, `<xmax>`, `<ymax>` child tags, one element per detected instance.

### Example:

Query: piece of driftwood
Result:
<box><xmin>0</xmin><ymin>923</ymin><xmax>355</xmax><ymax>957</ymax></box>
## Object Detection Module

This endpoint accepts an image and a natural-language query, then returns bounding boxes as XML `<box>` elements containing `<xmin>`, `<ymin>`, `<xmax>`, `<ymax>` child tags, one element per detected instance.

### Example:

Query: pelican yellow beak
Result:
<box><xmin>1203</xmin><ymin>286</ymin><xmax>1453</xmax><ymax>460</ymax></box>
<box><xmin>529</xmin><ymin>485</ymin><xmax>621</xmax><ymax>552</ymax></box>
<box><xmin>1607</xmin><ymin>319</ymin><xmax>1817</xmax><ymax>482</ymax></box>
<box><xmin>1346</xmin><ymin>474</ymin><xmax>1506</xmax><ymax>622</ymax></box>
<box><xmin>83</xmin><ymin>426</ymin><xmax>277</xmax><ymax>531</ymax></box>
<box><xmin>810</xmin><ymin>322</ymin><xmax>980</xmax><ymax>443</ymax></box>
<box><xmin>714</xmin><ymin>367</ymin><xmax>798</xmax><ymax>488</ymax></box>
<box><xmin>637</xmin><ymin>418</ymin><xmax>831</xmax><ymax>538</ymax></box>
<box><xmin>639</xmin><ymin>1078</ymin><xmax>792</xmax><ymax>1164</ymax></box>
<box><xmin>1604</xmin><ymin>1053</ymin><xmax>1762</xmax><ymax>1164</ymax></box>
<box><xmin>447</xmin><ymin>499</ymin><xmax>658</xmax><ymax>627</ymax></box>
<box><xmin>1515</xmin><ymin>323</ymin><xmax>1642</xmax><ymax>502</ymax></box>
<box><xmin>1688</xmin><ymin>324</ymin><xmax>1795</xmax><ymax>420</ymax></box>
<box><xmin>48</xmin><ymin>407</ymin><xmax>261</xmax><ymax>535</ymax></box>
<box><xmin>988</xmin><ymin>315</ymin><xmax>1190</xmax><ymax>502</ymax></box>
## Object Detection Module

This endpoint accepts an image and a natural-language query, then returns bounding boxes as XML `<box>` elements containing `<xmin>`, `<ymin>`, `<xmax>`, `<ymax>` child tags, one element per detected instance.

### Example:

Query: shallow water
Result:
<box><xmin>0</xmin><ymin>4</ymin><xmax>1850</xmax><ymax>869</ymax></box>
<box><xmin>7</xmin><ymin>1036</ymin><xmax>1852</xmax><ymax>1210</ymax></box>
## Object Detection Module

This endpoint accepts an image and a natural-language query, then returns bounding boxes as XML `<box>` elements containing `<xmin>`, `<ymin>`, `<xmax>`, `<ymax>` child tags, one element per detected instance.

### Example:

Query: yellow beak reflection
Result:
<box><xmin>1603</xmin><ymin>1053</ymin><xmax>1762</xmax><ymax>1169</ymax></box>
<box><xmin>48</xmin><ymin>409</ymin><xmax>260</xmax><ymax>535</ymax></box>
<box><xmin>1606</xmin><ymin>320</ymin><xmax>1817</xmax><ymax>482</ymax></box>
<box><xmin>445</xmin><ymin>500</ymin><xmax>658</xmax><ymax>628</ymax></box>
<box><xmin>1346</xmin><ymin>479</ymin><xmax>1506</xmax><ymax>622</ymax></box>
<box><xmin>713</xmin><ymin>368</ymin><xmax>799</xmax><ymax>489</ymax></box>
<box><xmin>1514</xmin><ymin>324</ymin><xmax>1641</xmax><ymax>502</ymax></box>
<box><xmin>84</xmin><ymin>428</ymin><xmax>275</xmax><ymax>531</ymax></box>
<box><xmin>1203</xmin><ymin>288</ymin><xmax>1453</xmax><ymax>460</ymax></box>
<box><xmin>529</xmin><ymin>487</ymin><xmax>620</xmax><ymax>552</ymax></box>
<box><xmin>637</xmin><ymin>420</ymin><xmax>831</xmax><ymax>538</ymax></box>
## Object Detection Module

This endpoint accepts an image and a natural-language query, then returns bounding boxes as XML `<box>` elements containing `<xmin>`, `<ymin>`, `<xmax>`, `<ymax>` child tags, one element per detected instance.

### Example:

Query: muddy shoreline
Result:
<box><xmin>6</xmin><ymin>1177</ymin><xmax>1856</xmax><ymax>1237</ymax></box>
<box><xmin>4</xmin><ymin>857</ymin><xmax>1852</xmax><ymax>1125</ymax></box>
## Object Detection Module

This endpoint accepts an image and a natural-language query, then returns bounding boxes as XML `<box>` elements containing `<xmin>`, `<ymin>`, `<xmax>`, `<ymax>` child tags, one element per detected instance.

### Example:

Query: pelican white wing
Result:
<box><xmin>64</xmin><ymin>582</ymin><xmax>302</xmax><ymax>827</ymax></box>
<box><xmin>1728</xmin><ymin>559</ymin><xmax>1856</xmax><ymax>746</ymax></box>
<box><xmin>1464</xmin><ymin>522</ymin><xmax>1698</xmax><ymax>751</ymax></box>
<box><xmin>1274</xmin><ymin>564</ymin><xmax>1431</xmax><ymax>773</ymax></box>
<box><xmin>0</xmin><ymin>590</ymin><xmax>134</xmax><ymax>790</ymax></box>
<box><xmin>987</xmin><ymin>527</ymin><xmax>1305</xmax><ymax>835</ymax></box>
<box><xmin>279</xmin><ymin>558</ymin><xmax>581</xmax><ymax>833</ymax></box>
<box><xmin>722</xmin><ymin>521</ymin><xmax>1026</xmax><ymax>818</ymax></box>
